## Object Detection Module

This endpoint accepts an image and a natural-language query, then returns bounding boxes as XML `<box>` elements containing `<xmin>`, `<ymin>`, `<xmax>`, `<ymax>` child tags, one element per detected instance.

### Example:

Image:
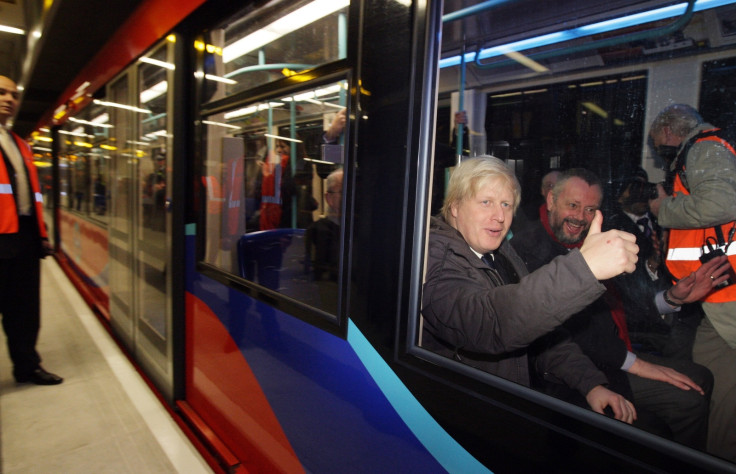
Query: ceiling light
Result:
<box><xmin>0</xmin><ymin>25</ymin><xmax>24</xmax><ymax>35</ymax></box>
<box><xmin>264</xmin><ymin>133</ymin><xmax>303</xmax><ymax>143</ymax></box>
<box><xmin>222</xmin><ymin>0</ymin><xmax>349</xmax><ymax>63</ymax></box>
<box><xmin>204</xmin><ymin>74</ymin><xmax>237</xmax><ymax>84</ymax></box>
<box><xmin>224</xmin><ymin>102</ymin><xmax>284</xmax><ymax>120</ymax></box>
<box><xmin>94</xmin><ymin>99</ymin><xmax>151</xmax><ymax>114</ymax></box>
<box><xmin>139</xmin><ymin>57</ymin><xmax>175</xmax><ymax>70</ymax></box>
<box><xmin>140</xmin><ymin>81</ymin><xmax>168</xmax><ymax>104</ymax></box>
<box><xmin>203</xmin><ymin>120</ymin><xmax>241</xmax><ymax>130</ymax></box>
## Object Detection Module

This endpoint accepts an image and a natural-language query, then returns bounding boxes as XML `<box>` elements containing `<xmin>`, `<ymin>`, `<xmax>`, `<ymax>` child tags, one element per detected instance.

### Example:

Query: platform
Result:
<box><xmin>0</xmin><ymin>258</ymin><xmax>212</xmax><ymax>473</ymax></box>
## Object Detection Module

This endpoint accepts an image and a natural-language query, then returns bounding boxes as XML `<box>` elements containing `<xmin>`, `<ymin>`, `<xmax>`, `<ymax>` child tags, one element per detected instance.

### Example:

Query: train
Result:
<box><xmin>21</xmin><ymin>0</ymin><xmax>736</xmax><ymax>472</ymax></box>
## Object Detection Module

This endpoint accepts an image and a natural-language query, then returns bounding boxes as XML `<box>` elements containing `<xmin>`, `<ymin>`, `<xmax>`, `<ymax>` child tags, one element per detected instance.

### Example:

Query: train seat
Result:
<box><xmin>237</xmin><ymin>228</ymin><xmax>308</xmax><ymax>292</ymax></box>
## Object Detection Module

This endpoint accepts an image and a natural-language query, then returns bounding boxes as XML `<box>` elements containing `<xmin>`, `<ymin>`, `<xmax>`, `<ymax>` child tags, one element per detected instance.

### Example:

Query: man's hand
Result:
<box><xmin>668</xmin><ymin>254</ymin><xmax>731</xmax><ymax>305</ymax></box>
<box><xmin>585</xmin><ymin>385</ymin><xmax>637</xmax><ymax>424</ymax></box>
<box><xmin>325</xmin><ymin>108</ymin><xmax>346</xmax><ymax>142</ymax></box>
<box><xmin>41</xmin><ymin>239</ymin><xmax>54</xmax><ymax>256</ymax></box>
<box><xmin>581</xmin><ymin>211</ymin><xmax>639</xmax><ymax>280</ymax></box>
<box><xmin>628</xmin><ymin>358</ymin><xmax>705</xmax><ymax>394</ymax></box>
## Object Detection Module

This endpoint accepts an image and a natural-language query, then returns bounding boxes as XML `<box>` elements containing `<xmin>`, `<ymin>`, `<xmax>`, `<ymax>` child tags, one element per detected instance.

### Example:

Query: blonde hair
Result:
<box><xmin>441</xmin><ymin>156</ymin><xmax>521</xmax><ymax>222</ymax></box>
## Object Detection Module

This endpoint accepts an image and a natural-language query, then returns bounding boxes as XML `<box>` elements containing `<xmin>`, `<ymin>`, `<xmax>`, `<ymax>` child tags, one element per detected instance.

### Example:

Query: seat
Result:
<box><xmin>237</xmin><ymin>229</ymin><xmax>305</xmax><ymax>291</ymax></box>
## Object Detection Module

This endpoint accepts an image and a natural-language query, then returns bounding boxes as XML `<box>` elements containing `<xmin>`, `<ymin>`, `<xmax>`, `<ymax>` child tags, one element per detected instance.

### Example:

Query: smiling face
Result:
<box><xmin>547</xmin><ymin>176</ymin><xmax>602</xmax><ymax>245</ymax></box>
<box><xmin>450</xmin><ymin>177</ymin><xmax>515</xmax><ymax>254</ymax></box>
<box><xmin>0</xmin><ymin>76</ymin><xmax>19</xmax><ymax>126</ymax></box>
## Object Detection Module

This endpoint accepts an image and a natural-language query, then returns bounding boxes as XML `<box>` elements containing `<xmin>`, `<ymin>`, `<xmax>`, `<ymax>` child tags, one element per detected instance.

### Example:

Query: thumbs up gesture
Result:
<box><xmin>580</xmin><ymin>211</ymin><xmax>639</xmax><ymax>280</ymax></box>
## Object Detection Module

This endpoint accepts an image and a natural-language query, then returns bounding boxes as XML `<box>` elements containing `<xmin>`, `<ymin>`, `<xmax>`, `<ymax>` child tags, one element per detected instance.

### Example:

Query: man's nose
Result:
<box><xmin>490</xmin><ymin>204</ymin><xmax>505</xmax><ymax>221</ymax></box>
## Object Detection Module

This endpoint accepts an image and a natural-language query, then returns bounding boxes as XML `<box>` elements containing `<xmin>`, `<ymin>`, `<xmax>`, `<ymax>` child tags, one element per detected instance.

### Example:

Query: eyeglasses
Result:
<box><xmin>326</xmin><ymin>190</ymin><xmax>342</xmax><ymax>194</ymax></box>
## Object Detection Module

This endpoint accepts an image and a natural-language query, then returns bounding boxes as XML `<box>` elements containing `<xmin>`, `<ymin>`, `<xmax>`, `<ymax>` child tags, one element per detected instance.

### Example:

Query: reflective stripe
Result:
<box><xmin>0</xmin><ymin>184</ymin><xmax>12</xmax><ymax>194</ymax></box>
<box><xmin>668</xmin><ymin>245</ymin><xmax>736</xmax><ymax>261</ymax></box>
<box><xmin>35</xmin><ymin>192</ymin><xmax>43</xmax><ymax>203</ymax></box>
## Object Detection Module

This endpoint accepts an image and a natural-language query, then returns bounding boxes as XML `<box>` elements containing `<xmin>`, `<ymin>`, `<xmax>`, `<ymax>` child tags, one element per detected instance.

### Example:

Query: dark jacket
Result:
<box><xmin>603</xmin><ymin>209</ymin><xmax>668</xmax><ymax>332</ymax></box>
<box><xmin>421</xmin><ymin>216</ymin><xmax>608</xmax><ymax>395</ymax></box>
<box><xmin>603</xmin><ymin>208</ymin><xmax>703</xmax><ymax>359</ymax></box>
<box><xmin>511</xmin><ymin>220</ymin><xmax>634</xmax><ymax>399</ymax></box>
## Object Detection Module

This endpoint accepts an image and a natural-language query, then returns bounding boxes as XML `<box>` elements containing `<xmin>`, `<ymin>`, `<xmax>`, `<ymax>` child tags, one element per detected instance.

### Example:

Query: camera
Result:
<box><xmin>700</xmin><ymin>246</ymin><xmax>736</xmax><ymax>288</ymax></box>
<box><xmin>627</xmin><ymin>180</ymin><xmax>659</xmax><ymax>203</ymax></box>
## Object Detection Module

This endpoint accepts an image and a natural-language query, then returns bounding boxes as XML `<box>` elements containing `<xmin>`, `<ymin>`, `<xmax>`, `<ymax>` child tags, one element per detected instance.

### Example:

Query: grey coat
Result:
<box><xmin>659</xmin><ymin>123</ymin><xmax>736</xmax><ymax>229</ymax></box>
<box><xmin>421</xmin><ymin>216</ymin><xmax>608</xmax><ymax>395</ymax></box>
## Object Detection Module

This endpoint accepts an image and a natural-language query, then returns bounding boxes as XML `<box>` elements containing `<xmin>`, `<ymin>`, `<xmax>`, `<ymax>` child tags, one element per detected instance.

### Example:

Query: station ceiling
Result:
<box><xmin>0</xmin><ymin>0</ymin><xmax>144</xmax><ymax>137</ymax></box>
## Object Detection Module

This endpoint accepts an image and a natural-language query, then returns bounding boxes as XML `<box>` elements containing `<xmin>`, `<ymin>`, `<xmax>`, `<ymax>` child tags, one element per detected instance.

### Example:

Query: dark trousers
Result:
<box><xmin>627</xmin><ymin>352</ymin><xmax>713</xmax><ymax>450</ymax></box>
<box><xmin>0</xmin><ymin>216</ymin><xmax>42</xmax><ymax>377</ymax></box>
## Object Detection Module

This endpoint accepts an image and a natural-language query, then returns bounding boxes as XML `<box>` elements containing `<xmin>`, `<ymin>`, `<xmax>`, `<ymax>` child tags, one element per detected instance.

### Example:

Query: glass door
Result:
<box><xmin>134</xmin><ymin>41</ymin><xmax>174</xmax><ymax>398</ymax></box>
<box><xmin>107</xmin><ymin>39</ymin><xmax>175</xmax><ymax>401</ymax></box>
<box><xmin>108</xmin><ymin>75</ymin><xmax>136</xmax><ymax>342</ymax></box>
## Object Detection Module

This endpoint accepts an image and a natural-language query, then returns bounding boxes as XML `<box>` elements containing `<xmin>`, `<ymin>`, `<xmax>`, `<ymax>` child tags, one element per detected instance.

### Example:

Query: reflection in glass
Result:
<box><xmin>137</xmin><ymin>44</ymin><xmax>170</xmax><ymax>340</ymax></box>
<box><xmin>202</xmin><ymin>80</ymin><xmax>347</xmax><ymax>316</ymax></box>
<box><xmin>201</xmin><ymin>0</ymin><xmax>348</xmax><ymax>98</ymax></box>
<box><xmin>56</xmin><ymin>101</ymin><xmax>112</xmax><ymax>222</ymax></box>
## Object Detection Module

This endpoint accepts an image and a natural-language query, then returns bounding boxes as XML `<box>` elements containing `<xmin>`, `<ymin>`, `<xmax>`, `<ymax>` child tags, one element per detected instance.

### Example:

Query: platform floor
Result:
<box><xmin>0</xmin><ymin>258</ymin><xmax>212</xmax><ymax>473</ymax></box>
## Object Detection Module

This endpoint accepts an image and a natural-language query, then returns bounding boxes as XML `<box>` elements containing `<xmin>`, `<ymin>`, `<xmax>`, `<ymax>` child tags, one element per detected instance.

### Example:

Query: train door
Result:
<box><xmin>108</xmin><ymin>74</ymin><xmax>136</xmax><ymax>345</ymax></box>
<box><xmin>108</xmin><ymin>39</ymin><xmax>175</xmax><ymax>400</ymax></box>
<box><xmin>134</xmin><ymin>40</ymin><xmax>174</xmax><ymax>398</ymax></box>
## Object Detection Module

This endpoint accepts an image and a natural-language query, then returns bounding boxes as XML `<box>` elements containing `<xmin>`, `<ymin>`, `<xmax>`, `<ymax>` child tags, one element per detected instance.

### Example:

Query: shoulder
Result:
<box><xmin>427</xmin><ymin>217</ymin><xmax>481</xmax><ymax>273</ymax></box>
<box><xmin>510</xmin><ymin>221</ymin><xmax>562</xmax><ymax>271</ymax></box>
<box><xmin>498</xmin><ymin>240</ymin><xmax>529</xmax><ymax>277</ymax></box>
<box><xmin>689</xmin><ymin>125</ymin><xmax>736</xmax><ymax>159</ymax></box>
<box><xmin>510</xmin><ymin>220</ymin><xmax>547</xmax><ymax>253</ymax></box>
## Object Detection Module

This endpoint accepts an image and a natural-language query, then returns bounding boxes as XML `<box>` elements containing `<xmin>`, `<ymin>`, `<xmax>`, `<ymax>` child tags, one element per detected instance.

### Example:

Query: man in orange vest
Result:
<box><xmin>0</xmin><ymin>75</ymin><xmax>62</xmax><ymax>385</ymax></box>
<box><xmin>649</xmin><ymin>103</ymin><xmax>736</xmax><ymax>461</ymax></box>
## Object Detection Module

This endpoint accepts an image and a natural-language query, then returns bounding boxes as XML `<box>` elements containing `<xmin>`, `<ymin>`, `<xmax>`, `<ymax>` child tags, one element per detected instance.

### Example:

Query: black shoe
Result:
<box><xmin>15</xmin><ymin>368</ymin><xmax>63</xmax><ymax>385</ymax></box>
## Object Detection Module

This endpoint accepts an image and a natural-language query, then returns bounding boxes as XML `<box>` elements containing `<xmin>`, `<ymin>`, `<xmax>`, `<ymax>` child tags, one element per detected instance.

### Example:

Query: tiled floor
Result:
<box><xmin>0</xmin><ymin>258</ymin><xmax>212</xmax><ymax>473</ymax></box>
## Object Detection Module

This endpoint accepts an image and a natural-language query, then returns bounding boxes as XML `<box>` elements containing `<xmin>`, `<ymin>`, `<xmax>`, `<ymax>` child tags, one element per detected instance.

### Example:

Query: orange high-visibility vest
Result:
<box><xmin>666</xmin><ymin>131</ymin><xmax>736</xmax><ymax>303</ymax></box>
<box><xmin>202</xmin><ymin>175</ymin><xmax>224</xmax><ymax>215</ymax></box>
<box><xmin>0</xmin><ymin>131</ymin><xmax>47</xmax><ymax>239</ymax></box>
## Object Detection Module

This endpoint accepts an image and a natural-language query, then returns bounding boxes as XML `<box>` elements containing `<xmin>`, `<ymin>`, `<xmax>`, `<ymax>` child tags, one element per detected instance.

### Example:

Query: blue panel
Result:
<box><xmin>186</xmin><ymin>234</ymin><xmax>449</xmax><ymax>472</ymax></box>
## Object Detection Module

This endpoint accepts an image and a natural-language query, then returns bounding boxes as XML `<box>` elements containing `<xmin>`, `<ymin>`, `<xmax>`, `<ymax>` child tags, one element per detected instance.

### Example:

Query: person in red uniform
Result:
<box><xmin>259</xmin><ymin>139</ymin><xmax>292</xmax><ymax>230</ymax></box>
<box><xmin>0</xmin><ymin>75</ymin><xmax>62</xmax><ymax>385</ymax></box>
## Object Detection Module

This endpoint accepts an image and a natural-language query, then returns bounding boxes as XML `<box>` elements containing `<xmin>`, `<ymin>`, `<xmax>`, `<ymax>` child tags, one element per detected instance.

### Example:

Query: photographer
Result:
<box><xmin>648</xmin><ymin>103</ymin><xmax>736</xmax><ymax>461</ymax></box>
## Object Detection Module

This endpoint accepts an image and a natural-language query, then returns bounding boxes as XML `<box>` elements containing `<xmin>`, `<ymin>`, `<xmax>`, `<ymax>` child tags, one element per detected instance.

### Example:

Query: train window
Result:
<box><xmin>486</xmin><ymin>73</ymin><xmax>647</xmax><ymax>217</ymax></box>
<box><xmin>138</xmin><ymin>44</ymin><xmax>170</xmax><ymax>238</ymax></box>
<box><xmin>57</xmin><ymin>100</ymin><xmax>112</xmax><ymax>222</ymax></box>
<box><xmin>414</xmin><ymin>0</ymin><xmax>736</xmax><ymax>463</ymax></box>
<box><xmin>700</xmin><ymin>56</ymin><xmax>736</xmax><ymax>136</ymax></box>
<box><xmin>31</xmin><ymin>136</ymin><xmax>53</xmax><ymax>214</ymax></box>
<box><xmin>201</xmin><ymin>79</ymin><xmax>348</xmax><ymax>316</ymax></box>
<box><xmin>200</xmin><ymin>0</ymin><xmax>349</xmax><ymax>99</ymax></box>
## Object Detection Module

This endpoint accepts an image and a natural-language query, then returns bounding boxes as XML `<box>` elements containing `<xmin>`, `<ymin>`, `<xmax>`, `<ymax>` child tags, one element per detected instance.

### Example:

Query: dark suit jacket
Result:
<box><xmin>603</xmin><ymin>209</ymin><xmax>671</xmax><ymax>335</ymax></box>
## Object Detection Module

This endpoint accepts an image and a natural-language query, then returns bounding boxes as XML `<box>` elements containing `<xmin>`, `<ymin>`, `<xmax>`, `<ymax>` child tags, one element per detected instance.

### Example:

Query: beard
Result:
<box><xmin>550</xmin><ymin>216</ymin><xmax>589</xmax><ymax>245</ymax></box>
